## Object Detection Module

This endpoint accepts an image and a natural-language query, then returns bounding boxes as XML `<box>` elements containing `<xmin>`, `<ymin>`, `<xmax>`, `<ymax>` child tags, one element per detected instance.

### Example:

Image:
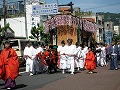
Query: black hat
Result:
<box><xmin>33</xmin><ymin>42</ymin><xmax>39</xmax><ymax>47</ymax></box>
<box><xmin>5</xmin><ymin>40</ymin><xmax>10</xmax><ymax>44</ymax></box>
<box><xmin>61</xmin><ymin>40</ymin><xmax>65</xmax><ymax>44</ymax></box>
<box><xmin>67</xmin><ymin>38</ymin><xmax>73</xmax><ymax>43</ymax></box>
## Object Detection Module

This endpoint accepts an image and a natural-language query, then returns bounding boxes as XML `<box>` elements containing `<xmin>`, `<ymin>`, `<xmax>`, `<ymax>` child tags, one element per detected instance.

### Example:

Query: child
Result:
<box><xmin>85</xmin><ymin>47</ymin><xmax>96</xmax><ymax>74</ymax></box>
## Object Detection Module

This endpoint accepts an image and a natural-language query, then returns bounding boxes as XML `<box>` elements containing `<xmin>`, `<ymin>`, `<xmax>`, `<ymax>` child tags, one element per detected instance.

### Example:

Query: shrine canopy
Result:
<box><xmin>44</xmin><ymin>14</ymin><xmax>98</xmax><ymax>33</ymax></box>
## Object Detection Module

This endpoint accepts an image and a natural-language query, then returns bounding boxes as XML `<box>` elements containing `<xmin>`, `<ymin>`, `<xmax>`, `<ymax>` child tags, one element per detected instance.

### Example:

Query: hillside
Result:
<box><xmin>98</xmin><ymin>12</ymin><xmax>120</xmax><ymax>26</ymax></box>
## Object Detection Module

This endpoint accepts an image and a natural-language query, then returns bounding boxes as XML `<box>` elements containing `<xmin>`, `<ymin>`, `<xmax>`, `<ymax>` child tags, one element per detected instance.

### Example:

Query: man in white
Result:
<box><xmin>75</xmin><ymin>42</ymin><xmax>84</xmax><ymax>71</ymax></box>
<box><xmin>65</xmin><ymin>38</ymin><xmax>76</xmax><ymax>75</ymax></box>
<box><xmin>32</xmin><ymin>43</ymin><xmax>41</xmax><ymax>75</ymax></box>
<box><xmin>82</xmin><ymin>43</ymin><xmax>88</xmax><ymax>64</ymax></box>
<box><xmin>100</xmin><ymin>43</ymin><xmax>106</xmax><ymax>67</ymax></box>
<box><xmin>38</xmin><ymin>44</ymin><xmax>44</xmax><ymax>53</ymax></box>
<box><xmin>24</xmin><ymin>41</ymin><xmax>34</xmax><ymax>76</ymax></box>
<box><xmin>96</xmin><ymin>43</ymin><xmax>101</xmax><ymax>66</ymax></box>
<box><xmin>57</xmin><ymin>40</ymin><xmax>67</xmax><ymax>74</ymax></box>
<box><xmin>37</xmin><ymin>44</ymin><xmax>44</xmax><ymax>72</ymax></box>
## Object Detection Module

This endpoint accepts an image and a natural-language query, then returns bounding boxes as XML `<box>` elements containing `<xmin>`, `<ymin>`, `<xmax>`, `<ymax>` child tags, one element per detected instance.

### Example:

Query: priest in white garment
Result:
<box><xmin>23</xmin><ymin>41</ymin><xmax>34</xmax><ymax>76</ymax></box>
<box><xmin>57</xmin><ymin>40</ymin><xmax>67</xmax><ymax>74</ymax></box>
<box><xmin>65</xmin><ymin>38</ymin><xmax>76</xmax><ymax>75</ymax></box>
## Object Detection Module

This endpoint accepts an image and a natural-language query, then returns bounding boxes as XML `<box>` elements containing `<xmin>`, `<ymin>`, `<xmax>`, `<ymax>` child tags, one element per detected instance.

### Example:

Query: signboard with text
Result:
<box><xmin>32</xmin><ymin>3</ymin><xmax>58</xmax><ymax>16</ymax></box>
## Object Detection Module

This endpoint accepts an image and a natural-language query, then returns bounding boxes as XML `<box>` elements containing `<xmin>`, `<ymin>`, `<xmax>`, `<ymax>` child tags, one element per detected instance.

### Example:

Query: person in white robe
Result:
<box><xmin>95</xmin><ymin>44</ymin><xmax>101</xmax><ymax>66</ymax></box>
<box><xmin>75</xmin><ymin>42</ymin><xmax>84</xmax><ymax>71</ymax></box>
<box><xmin>23</xmin><ymin>41</ymin><xmax>34</xmax><ymax>76</ymax></box>
<box><xmin>65</xmin><ymin>38</ymin><xmax>76</xmax><ymax>75</ymax></box>
<box><xmin>100</xmin><ymin>43</ymin><xmax>106</xmax><ymax>67</ymax></box>
<box><xmin>57</xmin><ymin>40</ymin><xmax>67</xmax><ymax>74</ymax></box>
<box><xmin>82</xmin><ymin>43</ymin><xmax>88</xmax><ymax>65</ymax></box>
<box><xmin>32</xmin><ymin>43</ymin><xmax>40</xmax><ymax>75</ymax></box>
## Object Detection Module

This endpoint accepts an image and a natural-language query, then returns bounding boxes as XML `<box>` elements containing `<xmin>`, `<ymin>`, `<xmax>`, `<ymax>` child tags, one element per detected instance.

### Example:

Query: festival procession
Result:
<box><xmin>0</xmin><ymin>0</ymin><xmax>120</xmax><ymax>90</ymax></box>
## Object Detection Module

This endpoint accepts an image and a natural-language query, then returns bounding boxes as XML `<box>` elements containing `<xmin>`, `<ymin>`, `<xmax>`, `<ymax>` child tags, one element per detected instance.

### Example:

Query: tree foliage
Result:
<box><xmin>98</xmin><ymin>12</ymin><xmax>120</xmax><ymax>25</ymax></box>
<box><xmin>112</xmin><ymin>35</ymin><xmax>120</xmax><ymax>44</ymax></box>
<box><xmin>0</xmin><ymin>23</ymin><xmax>9</xmax><ymax>33</ymax></box>
<box><xmin>31</xmin><ymin>24</ymin><xmax>50</xmax><ymax>43</ymax></box>
<box><xmin>31</xmin><ymin>24</ymin><xmax>44</xmax><ymax>40</ymax></box>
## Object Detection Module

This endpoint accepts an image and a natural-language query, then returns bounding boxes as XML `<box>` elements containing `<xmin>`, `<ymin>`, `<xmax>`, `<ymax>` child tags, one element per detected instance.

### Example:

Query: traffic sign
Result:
<box><xmin>32</xmin><ymin>3</ymin><xmax>58</xmax><ymax>16</ymax></box>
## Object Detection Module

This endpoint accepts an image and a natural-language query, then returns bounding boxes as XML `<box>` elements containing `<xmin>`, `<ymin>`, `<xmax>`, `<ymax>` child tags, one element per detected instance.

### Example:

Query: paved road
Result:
<box><xmin>0</xmin><ymin>65</ymin><xmax>120</xmax><ymax>90</ymax></box>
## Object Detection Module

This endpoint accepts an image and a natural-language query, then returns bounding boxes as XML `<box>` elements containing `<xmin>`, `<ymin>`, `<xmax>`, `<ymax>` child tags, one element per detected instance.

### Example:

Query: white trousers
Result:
<box><xmin>97</xmin><ymin>56</ymin><xmax>101</xmax><ymax>65</ymax></box>
<box><xmin>100</xmin><ymin>57</ymin><xmax>106</xmax><ymax>66</ymax></box>
<box><xmin>26</xmin><ymin>58</ymin><xmax>34</xmax><ymax>73</ymax></box>
<box><xmin>60</xmin><ymin>55</ymin><xmax>67</xmax><ymax>69</ymax></box>
<box><xmin>67</xmin><ymin>57</ymin><xmax>74</xmax><ymax>73</ymax></box>
<box><xmin>76</xmin><ymin>59</ymin><xmax>84</xmax><ymax>68</ymax></box>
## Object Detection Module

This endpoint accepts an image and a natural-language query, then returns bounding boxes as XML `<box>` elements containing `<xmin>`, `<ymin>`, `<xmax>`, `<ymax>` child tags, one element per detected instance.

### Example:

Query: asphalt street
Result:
<box><xmin>0</xmin><ymin>64</ymin><xmax>120</xmax><ymax>90</ymax></box>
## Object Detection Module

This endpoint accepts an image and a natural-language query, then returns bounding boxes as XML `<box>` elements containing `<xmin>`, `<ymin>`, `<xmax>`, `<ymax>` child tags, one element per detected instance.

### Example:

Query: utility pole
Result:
<box><xmin>24</xmin><ymin>0</ymin><xmax>28</xmax><ymax>39</ymax></box>
<box><xmin>56</xmin><ymin>0</ymin><xmax>59</xmax><ymax>5</ymax></box>
<box><xmin>3</xmin><ymin>0</ymin><xmax>7</xmax><ymax>26</ymax></box>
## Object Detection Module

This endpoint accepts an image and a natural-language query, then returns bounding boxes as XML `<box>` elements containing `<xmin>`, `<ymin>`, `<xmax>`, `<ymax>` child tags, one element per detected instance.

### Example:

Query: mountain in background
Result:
<box><xmin>98</xmin><ymin>12</ymin><xmax>120</xmax><ymax>26</ymax></box>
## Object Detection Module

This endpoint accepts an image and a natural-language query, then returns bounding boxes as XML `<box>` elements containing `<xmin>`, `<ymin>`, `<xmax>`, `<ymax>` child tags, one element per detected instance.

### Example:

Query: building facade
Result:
<box><xmin>114</xmin><ymin>26</ymin><xmax>119</xmax><ymax>35</ymax></box>
<box><xmin>83</xmin><ymin>13</ymin><xmax>104</xmax><ymax>43</ymax></box>
<box><xmin>0</xmin><ymin>1</ymin><xmax>47</xmax><ymax>38</ymax></box>
<box><xmin>104</xmin><ymin>21</ymin><xmax>114</xmax><ymax>44</ymax></box>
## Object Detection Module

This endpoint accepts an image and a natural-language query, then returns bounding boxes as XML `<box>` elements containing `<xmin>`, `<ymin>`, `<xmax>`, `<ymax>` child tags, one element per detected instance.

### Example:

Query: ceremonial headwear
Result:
<box><xmin>61</xmin><ymin>40</ymin><xmax>65</xmax><ymax>44</ymax></box>
<box><xmin>67</xmin><ymin>38</ymin><xmax>73</xmax><ymax>43</ymax></box>
<box><xmin>5</xmin><ymin>40</ymin><xmax>10</xmax><ymax>44</ymax></box>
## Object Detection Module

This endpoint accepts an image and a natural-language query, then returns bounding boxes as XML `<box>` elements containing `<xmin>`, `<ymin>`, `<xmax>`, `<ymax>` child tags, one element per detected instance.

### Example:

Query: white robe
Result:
<box><xmin>82</xmin><ymin>46</ymin><xmax>88</xmax><ymax>59</ymax></box>
<box><xmin>75</xmin><ymin>47</ymin><xmax>84</xmax><ymax>68</ymax></box>
<box><xmin>57</xmin><ymin>45</ymin><xmax>67</xmax><ymax>69</ymax></box>
<box><xmin>100</xmin><ymin>47</ymin><xmax>106</xmax><ymax>66</ymax></box>
<box><xmin>96</xmin><ymin>47</ymin><xmax>101</xmax><ymax>65</ymax></box>
<box><xmin>82</xmin><ymin>46</ymin><xmax>88</xmax><ymax>66</ymax></box>
<box><xmin>24</xmin><ymin>46</ymin><xmax>34</xmax><ymax>73</ymax></box>
<box><xmin>38</xmin><ymin>46</ymin><xmax>43</xmax><ymax>53</ymax></box>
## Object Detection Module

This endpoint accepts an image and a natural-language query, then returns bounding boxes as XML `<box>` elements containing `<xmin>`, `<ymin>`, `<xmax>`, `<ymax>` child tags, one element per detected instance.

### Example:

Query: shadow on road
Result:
<box><xmin>15</xmin><ymin>84</ymin><xmax>27</xmax><ymax>89</ymax></box>
<box><xmin>0</xmin><ymin>83</ymin><xmax>4</xmax><ymax>86</ymax></box>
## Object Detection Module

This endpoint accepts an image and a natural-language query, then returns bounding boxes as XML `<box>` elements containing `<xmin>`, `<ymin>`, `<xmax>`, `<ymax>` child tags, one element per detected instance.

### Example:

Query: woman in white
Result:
<box><xmin>57</xmin><ymin>40</ymin><xmax>67</xmax><ymax>74</ymax></box>
<box><xmin>24</xmin><ymin>41</ymin><xmax>34</xmax><ymax>76</ymax></box>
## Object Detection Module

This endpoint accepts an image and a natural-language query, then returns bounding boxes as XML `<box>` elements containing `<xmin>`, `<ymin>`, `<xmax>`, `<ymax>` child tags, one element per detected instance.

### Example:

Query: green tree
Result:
<box><xmin>0</xmin><ymin>23</ymin><xmax>10</xmax><ymax>44</ymax></box>
<box><xmin>0</xmin><ymin>23</ymin><xmax>10</xmax><ymax>37</ymax></box>
<box><xmin>31</xmin><ymin>24</ymin><xmax>44</xmax><ymax>40</ymax></box>
<box><xmin>31</xmin><ymin>24</ymin><xmax>50</xmax><ymax>43</ymax></box>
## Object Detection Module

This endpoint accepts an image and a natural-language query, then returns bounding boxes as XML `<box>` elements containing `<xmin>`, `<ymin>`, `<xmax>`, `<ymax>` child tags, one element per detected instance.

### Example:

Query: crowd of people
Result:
<box><xmin>23</xmin><ymin>38</ymin><xmax>120</xmax><ymax>76</ymax></box>
<box><xmin>0</xmin><ymin>39</ymin><xmax>120</xmax><ymax>90</ymax></box>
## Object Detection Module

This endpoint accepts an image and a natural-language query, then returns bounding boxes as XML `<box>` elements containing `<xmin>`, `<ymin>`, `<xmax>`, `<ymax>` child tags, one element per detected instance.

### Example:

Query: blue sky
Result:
<box><xmin>45</xmin><ymin>0</ymin><xmax>120</xmax><ymax>13</ymax></box>
<box><xmin>0</xmin><ymin>0</ymin><xmax>120</xmax><ymax>13</ymax></box>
